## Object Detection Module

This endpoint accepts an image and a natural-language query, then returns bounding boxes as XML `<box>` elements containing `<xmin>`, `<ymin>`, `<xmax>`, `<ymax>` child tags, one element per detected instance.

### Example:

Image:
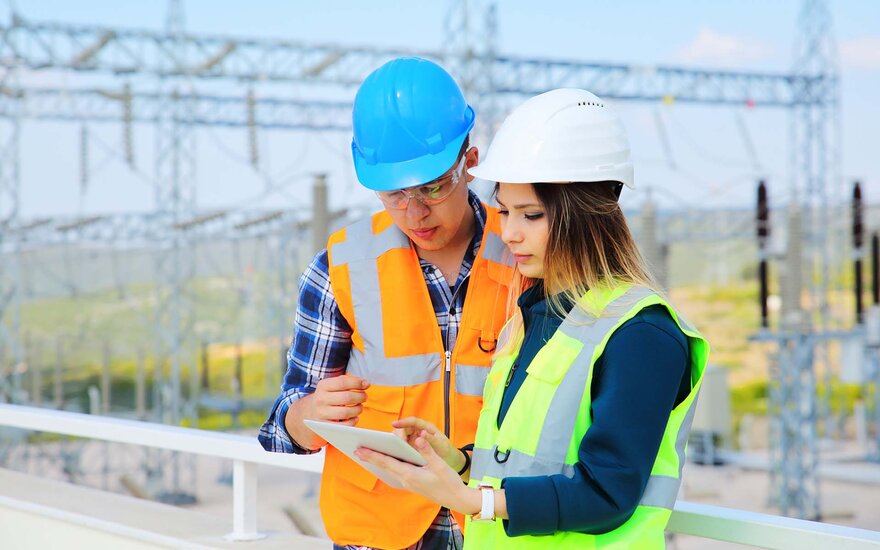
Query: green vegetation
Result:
<box><xmin>14</xmin><ymin>273</ymin><xmax>871</xmax><ymax>439</ymax></box>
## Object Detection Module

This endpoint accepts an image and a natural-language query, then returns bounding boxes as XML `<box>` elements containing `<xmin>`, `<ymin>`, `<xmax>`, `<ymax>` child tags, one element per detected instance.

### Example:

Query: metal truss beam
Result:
<box><xmin>491</xmin><ymin>57</ymin><xmax>826</xmax><ymax>107</ymax></box>
<box><xmin>8</xmin><ymin>209</ymin><xmax>313</xmax><ymax>248</ymax></box>
<box><xmin>0</xmin><ymin>86</ymin><xmax>351</xmax><ymax>130</ymax></box>
<box><xmin>0</xmin><ymin>16</ymin><xmax>422</xmax><ymax>87</ymax></box>
<box><xmin>0</xmin><ymin>16</ymin><xmax>825</xmax><ymax>107</ymax></box>
<box><xmin>10</xmin><ymin>205</ymin><xmax>762</xmax><ymax>249</ymax></box>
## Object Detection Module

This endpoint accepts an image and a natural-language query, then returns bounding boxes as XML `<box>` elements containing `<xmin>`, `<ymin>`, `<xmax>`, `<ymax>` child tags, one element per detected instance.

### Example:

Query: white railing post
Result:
<box><xmin>228</xmin><ymin>459</ymin><xmax>265</xmax><ymax>541</ymax></box>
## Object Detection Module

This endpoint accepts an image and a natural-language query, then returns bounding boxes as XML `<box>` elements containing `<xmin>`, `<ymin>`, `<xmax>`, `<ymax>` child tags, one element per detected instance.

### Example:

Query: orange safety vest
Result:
<box><xmin>322</xmin><ymin>204</ymin><xmax>512</xmax><ymax>548</ymax></box>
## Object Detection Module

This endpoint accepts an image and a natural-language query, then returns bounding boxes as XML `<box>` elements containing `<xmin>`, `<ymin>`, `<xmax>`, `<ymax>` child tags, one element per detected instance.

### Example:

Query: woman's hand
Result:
<box><xmin>392</xmin><ymin>417</ymin><xmax>465</xmax><ymax>473</ymax></box>
<box><xmin>355</xmin><ymin>431</ymin><xmax>481</xmax><ymax>515</ymax></box>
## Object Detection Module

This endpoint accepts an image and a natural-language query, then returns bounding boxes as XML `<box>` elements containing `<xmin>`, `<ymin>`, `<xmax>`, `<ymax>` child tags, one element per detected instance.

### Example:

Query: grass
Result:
<box><xmin>12</xmin><ymin>269</ymin><xmax>872</xmax><ymax>438</ymax></box>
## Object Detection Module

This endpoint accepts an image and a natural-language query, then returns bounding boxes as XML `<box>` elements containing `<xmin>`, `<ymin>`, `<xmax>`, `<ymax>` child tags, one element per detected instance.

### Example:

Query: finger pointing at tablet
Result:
<box><xmin>392</xmin><ymin>417</ymin><xmax>461</xmax><ymax>471</ymax></box>
<box><xmin>355</xmin><ymin>433</ymin><xmax>473</xmax><ymax>512</ymax></box>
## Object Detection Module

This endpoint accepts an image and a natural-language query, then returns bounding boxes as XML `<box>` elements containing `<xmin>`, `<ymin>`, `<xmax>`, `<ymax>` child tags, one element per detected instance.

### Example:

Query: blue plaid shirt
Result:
<box><xmin>259</xmin><ymin>191</ymin><xmax>487</xmax><ymax>454</ymax></box>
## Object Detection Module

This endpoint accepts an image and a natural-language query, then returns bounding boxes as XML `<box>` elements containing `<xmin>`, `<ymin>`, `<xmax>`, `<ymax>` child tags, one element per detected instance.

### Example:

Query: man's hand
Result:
<box><xmin>286</xmin><ymin>375</ymin><xmax>369</xmax><ymax>450</ymax></box>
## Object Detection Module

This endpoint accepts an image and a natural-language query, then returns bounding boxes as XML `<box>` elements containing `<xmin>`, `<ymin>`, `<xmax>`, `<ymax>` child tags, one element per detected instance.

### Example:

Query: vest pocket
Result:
<box><xmin>525</xmin><ymin>334</ymin><xmax>583</xmax><ymax>384</ymax></box>
<box><xmin>346</xmin><ymin>385</ymin><xmax>405</xmax><ymax>492</ymax></box>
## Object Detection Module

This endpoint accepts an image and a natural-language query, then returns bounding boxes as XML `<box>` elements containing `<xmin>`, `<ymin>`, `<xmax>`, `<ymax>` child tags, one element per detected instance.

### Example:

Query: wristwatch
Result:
<box><xmin>472</xmin><ymin>484</ymin><xmax>496</xmax><ymax>522</ymax></box>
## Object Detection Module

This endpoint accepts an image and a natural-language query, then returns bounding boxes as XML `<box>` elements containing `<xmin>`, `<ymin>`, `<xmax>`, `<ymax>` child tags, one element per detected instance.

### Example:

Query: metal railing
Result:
<box><xmin>2</xmin><ymin>403</ymin><xmax>880</xmax><ymax>548</ymax></box>
<box><xmin>0</xmin><ymin>403</ymin><xmax>322</xmax><ymax>541</ymax></box>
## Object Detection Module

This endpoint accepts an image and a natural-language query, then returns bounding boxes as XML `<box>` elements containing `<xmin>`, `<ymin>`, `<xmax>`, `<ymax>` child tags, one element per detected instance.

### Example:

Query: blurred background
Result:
<box><xmin>0</xmin><ymin>0</ymin><xmax>878</xmax><ymax>546</ymax></box>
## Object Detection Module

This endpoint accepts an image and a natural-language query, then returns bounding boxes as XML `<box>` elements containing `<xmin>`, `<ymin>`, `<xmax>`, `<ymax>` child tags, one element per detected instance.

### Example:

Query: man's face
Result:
<box><xmin>382</xmin><ymin>147</ymin><xmax>479</xmax><ymax>252</ymax></box>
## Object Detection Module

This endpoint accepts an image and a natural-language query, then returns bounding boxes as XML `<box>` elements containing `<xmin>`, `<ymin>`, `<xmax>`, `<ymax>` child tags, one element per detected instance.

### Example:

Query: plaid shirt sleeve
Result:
<box><xmin>258</xmin><ymin>248</ymin><xmax>353</xmax><ymax>454</ymax></box>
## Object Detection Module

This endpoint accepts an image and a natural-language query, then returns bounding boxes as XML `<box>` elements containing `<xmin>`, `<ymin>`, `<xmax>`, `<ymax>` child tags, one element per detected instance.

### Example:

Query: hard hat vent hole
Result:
<box><xmin>576</xmin><ymin>101</ymin><xmax>605</xmax><ymax>107</ymax></box>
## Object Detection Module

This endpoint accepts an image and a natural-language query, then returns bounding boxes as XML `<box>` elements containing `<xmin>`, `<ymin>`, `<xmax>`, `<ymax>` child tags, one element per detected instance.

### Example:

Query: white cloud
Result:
<box><xmin>678</xmin><ymin>27</ymin><xmax>774</xmax><ymax>67</ymax></box>
<box><xmin>840</xmin><ymin>37</ymin><xmax>880</xmax><ymax>71</ymax></box>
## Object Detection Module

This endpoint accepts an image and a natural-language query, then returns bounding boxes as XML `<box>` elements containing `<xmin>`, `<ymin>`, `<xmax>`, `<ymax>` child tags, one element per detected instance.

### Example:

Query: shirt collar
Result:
<box><xmin>467</xmin><ymin>189</ymin><xmax>487</xmax><ymax>260</ymax></box>
<box><xmin>517</xmin><ymin>281</ymin><xmax>577</xmax><ymax>319</ymax></box>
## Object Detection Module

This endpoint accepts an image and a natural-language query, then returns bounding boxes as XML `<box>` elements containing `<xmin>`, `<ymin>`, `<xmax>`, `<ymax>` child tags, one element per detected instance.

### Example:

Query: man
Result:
<box><xmin>259</xmin><ymin>57</ymin><xmax>512</xmax><ymax>549</ymax></box>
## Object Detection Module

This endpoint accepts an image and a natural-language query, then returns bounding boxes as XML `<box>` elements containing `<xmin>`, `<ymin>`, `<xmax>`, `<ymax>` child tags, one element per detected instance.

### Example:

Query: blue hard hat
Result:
<box><xmin>351</xmin><ymin>57</ymin><xmax>476</xmax><ymax>191</ymax></box>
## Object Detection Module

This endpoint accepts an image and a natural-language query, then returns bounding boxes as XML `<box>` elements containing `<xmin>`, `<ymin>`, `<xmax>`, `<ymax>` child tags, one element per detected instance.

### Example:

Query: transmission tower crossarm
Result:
<box><xmin>0</xmin><ymin>86</ymin><xmax>352</xmax><ymax>130</ymax></box>
<box><xmin>0</xmin><ymin>17</ymin><xmax>824</xmax><ymax>107</ymax></box>
<box><xmin>1</xmin><ymin>17</ymin><xmax>427</xmax><ymax>85</ymax></box>
<box><xmin>490</xmin><ymin>56</ymin><xmax>822</xmax><ymax>106</ymax></box>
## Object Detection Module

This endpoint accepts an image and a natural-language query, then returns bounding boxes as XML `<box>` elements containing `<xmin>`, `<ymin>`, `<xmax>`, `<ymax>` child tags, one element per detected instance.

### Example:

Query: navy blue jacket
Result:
<box><xmin>499</xmin><ymin>284</ymin><xmax>691</xmax><ymax>536</ymax></box>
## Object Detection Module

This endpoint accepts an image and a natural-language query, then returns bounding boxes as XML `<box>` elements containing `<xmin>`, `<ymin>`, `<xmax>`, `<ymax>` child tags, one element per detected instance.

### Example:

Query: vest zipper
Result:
<box><xmin>444</xmin><ymin>350</ymin><xmax>452</xmax><ymax>437</ymax></box>
<box><xmin>443</xmin><ymin>272</ymin><xmax>470</xmax><ymax>438</ymax></box>
<box><xmin>505</xmin><ymin>361</ymin><xmax>517</xmax><ymax>388</ymax></box>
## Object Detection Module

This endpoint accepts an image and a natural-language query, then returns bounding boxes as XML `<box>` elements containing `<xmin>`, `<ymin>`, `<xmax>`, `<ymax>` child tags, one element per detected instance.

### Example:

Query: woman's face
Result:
<box><xmin>496</xmin><ymin>182</ymin><xmax>549</xmax><ymax>279</ymax></box>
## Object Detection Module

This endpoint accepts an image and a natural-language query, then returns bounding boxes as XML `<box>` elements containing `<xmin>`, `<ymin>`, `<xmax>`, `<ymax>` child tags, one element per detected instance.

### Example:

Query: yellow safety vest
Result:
<box><xmin>465</xmin><ymin>284</ymin><xmax>709</xmax><ymax>549</ymax></box>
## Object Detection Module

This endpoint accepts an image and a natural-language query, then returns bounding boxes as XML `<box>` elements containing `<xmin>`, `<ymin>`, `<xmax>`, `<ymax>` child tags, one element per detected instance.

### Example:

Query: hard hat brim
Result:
<box><xmin>469</xmin><ymin>162</ymin><xmax>635</xmax><ymax>189</ymax></box>
<box><xmin>353</xmin><ymin>108</ymin><xmax>475</xmax><ymax>192</ymax></box>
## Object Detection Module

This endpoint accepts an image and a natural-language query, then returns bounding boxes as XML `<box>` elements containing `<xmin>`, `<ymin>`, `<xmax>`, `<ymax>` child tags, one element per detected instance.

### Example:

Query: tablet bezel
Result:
<box><xmin>304</xmin><ymin>419</ymin><xmax>426</xmax><ymax>489</ymax></box>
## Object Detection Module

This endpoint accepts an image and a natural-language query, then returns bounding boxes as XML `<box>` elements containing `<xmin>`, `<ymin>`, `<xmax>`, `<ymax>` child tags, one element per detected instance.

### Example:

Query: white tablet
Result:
<box><xmin>304</xmin><ymin>419</ymin><xmax>426</xmax><ymax>489</ymax></box>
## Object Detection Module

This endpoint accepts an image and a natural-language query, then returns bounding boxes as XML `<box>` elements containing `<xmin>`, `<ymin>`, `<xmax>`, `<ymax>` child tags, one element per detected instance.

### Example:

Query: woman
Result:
<box><xmin>356</xmin><ymin>88</ymin><xmax>709</xmax><ymax>549</ymax></box>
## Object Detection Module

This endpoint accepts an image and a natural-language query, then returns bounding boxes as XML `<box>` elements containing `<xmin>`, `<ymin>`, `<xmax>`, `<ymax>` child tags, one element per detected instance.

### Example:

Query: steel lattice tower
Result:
<box><xmin>768</xmin><ymin>0</ymin><xmax>840</xmax><ymax>520</ymax></box>
<box><xmin>148</xmin><ymin>0</ymin><xmax>199</xmax><ymax>502</ymax></box>
<box><xmin>443</xmin><ymin>0</ymin><xmax>499</xmax><ymax>152</ymax></box>
<box><xmin>0</xmin><ymin>18</ymin><xmax>22</xmax><ymax>404</ymax></box>
<box><xmin>153</xmin><ymin>0</ymin><xmax>197</xmax><ymax>428</ymax></box>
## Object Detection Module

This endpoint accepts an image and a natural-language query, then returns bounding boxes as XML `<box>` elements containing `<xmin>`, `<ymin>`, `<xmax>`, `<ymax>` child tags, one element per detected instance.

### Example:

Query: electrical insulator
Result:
<box><xmin>854</xmin><ymin>181</ymin><xmax>864</xmax><ymax>323</ymax></box>
<box><xmin>872</xmin><ymin>232</ymin><xmax>880</xmax><ymax>306</ymax></box>
<box><xmin>247</xmin><ymin>88</ymin><xmax>258</xmax><ymax>168</ymax></box>
<box><xmin>756</xmin><ymin>180</ymin><xmax>770</xmax><ymax>328</ymax></box>
<box><xmin>80</xmin><ymin>124</ymin><xmax>89</xmax><ymax>194</ymax></box>
<box><xmin>123</xmin><ymin>82</ymin><xmax>134</xmax><ymax>168</ymax></box>
<box><xmin>757</xmin><ymin>180</ymin><xmax>769</xmax><ymax>245</ymax></box>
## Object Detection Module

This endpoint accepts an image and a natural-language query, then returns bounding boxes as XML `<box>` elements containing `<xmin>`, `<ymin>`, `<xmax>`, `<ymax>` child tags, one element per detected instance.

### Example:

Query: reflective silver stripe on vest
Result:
<box><xmin>481</xmin><ymin>231</ymin><xmax>514</xmax><ymax>267</ymax></box>
<box><xmin>332</xmin><ymin>218</ymin><xmax>441</xmax><ymax>385</ymax></box>
<box><xmin>346</xmin><ymin>258</ymin><xmax>384</xmax><ymax>349</ymax></box>
<box><xmin>470</xmin><ymin>446</ymin><xmax>575</xmax><ymax>481</ymax></box>
<box><xmin>455</xmin><ymin>364</ymin><xmax>489</xmax><ymax>397</ymax></box>
<box><xmin>348</xmin><ymin>348</ymin><xmax>442</xmax><ymax>386</ymax></box>
<box><xmin>639</xmin><ymin>475</ymin><xmax>680</xmax><ymax>510</ymax></box>
<box><xmin>676</xmin><ymin>389</ymin><xmax>700</xmax><ymax>477</ymax></box>
<box><xmin>534</xmin><ymin>287</ymin><xmax>656</xmax><ymax>467</ymax></box>
<box><xmin>329</xmin><ymin>217</ymin><xmax>410</xmax><ymax>265</ymax></box>
<box><xmin>497</xmin><ymin>321</ymin><xmax>514</xmax><ymax>351</ymax></box>
<box><xmin>673</xmin><ymin>310</ymin><xmax>698</xmax><ymax>335</ymax></box>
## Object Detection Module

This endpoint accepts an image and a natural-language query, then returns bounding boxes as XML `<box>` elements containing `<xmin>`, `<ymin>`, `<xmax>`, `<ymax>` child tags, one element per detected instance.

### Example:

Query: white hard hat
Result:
<box><xmin>469</xmin><ymin>88</ymin><xmax>634</xmax><ymax>188</ymax></box>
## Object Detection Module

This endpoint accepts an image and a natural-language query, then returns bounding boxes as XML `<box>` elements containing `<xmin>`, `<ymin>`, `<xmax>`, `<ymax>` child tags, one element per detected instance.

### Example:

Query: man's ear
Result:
<box><xmin>464</xmin><ymin>146</ymin><xmax>480</xmax><ymax>183</ymax></box>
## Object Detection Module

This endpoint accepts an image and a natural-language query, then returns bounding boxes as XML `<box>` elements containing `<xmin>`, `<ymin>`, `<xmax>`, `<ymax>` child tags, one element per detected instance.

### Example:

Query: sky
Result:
<box><xmin>5</xmin><ymin>0</ymin><xmax>880</xmax><ymax>219</ymax></box>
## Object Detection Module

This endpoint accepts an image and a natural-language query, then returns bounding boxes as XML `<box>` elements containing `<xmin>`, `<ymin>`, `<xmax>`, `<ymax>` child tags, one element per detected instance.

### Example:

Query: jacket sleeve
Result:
<box><xmin>503</xmin><ymin>308</ymin><xmax>690</xmax><ymax>536</ymax></box>
<box><xmin>258</xmin><ymin>249</ymin><xmax>352</xmax><ymax>454</ymax></box>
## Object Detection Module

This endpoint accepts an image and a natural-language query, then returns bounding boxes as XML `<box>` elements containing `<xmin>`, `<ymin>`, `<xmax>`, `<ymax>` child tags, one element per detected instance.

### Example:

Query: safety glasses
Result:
<box><xmin>376</xmin><ymin>155</ymin><xmax>466</xmax><ymax>210</ymax></box>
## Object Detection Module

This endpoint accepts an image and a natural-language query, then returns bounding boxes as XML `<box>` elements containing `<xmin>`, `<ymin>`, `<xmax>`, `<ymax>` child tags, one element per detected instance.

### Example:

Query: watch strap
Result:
<box><xmin>479</xmin><ymin>487</ymin><xmax>495</xmax><ymax>520</ymax></box>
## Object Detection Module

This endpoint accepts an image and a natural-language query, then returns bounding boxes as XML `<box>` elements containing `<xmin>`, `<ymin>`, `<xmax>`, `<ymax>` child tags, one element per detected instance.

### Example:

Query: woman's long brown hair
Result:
<box><xmin>496</xmin><ymin>181</ymin><xmax>660</xmax><ymax>355</ymax></box>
